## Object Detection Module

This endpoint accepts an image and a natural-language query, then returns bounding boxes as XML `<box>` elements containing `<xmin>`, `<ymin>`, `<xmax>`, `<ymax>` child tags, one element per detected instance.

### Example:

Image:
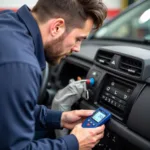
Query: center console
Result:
<box><xmin>86</xmin><ymin>65</ymin><xmax>143</xmax><ymax>122</ymax></box>
<box><xmin>83</xmin><ymin>65</ymin><xmax>144</xmax><ymax>150</ymax></box>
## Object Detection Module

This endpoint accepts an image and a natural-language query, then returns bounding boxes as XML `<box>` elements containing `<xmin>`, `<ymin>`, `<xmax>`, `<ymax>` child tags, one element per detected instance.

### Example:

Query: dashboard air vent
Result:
<box><xmin>119</xmin><ymin>56</ymin><xmax>142</xmax><ymax>77</ymax></box>
<box><xmin>96</xmin><ymin>50</ymin><xmax>114</xmax><ymax>66</ymax></box>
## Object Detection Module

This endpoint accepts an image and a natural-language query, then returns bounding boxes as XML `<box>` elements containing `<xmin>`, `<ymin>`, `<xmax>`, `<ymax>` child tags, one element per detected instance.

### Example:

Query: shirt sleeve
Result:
<box><xmin>0</xmin><ymin>62</ymin><xmax>79</xmax><ymax>150</ymax></box>
<box><xmin>34</xmin><ymin>104</ymin><xmax>63</xmax><ymax>130</ymax></box>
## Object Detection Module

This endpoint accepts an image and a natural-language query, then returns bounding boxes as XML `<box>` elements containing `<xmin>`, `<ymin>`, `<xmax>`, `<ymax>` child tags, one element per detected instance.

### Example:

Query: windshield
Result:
<box><xmin>94</xmin><ymin>0</ymin><xmax>150</xmax><ymax>40</ymax></box>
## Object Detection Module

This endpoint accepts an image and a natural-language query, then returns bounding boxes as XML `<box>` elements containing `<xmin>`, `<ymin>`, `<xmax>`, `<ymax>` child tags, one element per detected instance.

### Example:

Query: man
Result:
<box><xmin>0</xmin><ymin>0</ymin><xmax>107</xmax><ymax>149</ymax></box>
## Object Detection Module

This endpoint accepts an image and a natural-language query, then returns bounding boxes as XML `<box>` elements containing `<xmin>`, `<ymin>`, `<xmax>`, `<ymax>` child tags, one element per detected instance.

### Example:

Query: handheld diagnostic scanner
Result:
<box><xmin>82</xmin><ymin>107</ymin><xmax>111</xmax><ymax>128</ymax></box>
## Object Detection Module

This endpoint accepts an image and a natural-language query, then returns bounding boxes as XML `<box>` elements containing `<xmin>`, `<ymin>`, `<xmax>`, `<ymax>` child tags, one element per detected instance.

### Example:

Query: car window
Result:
<box><xmin>94</xmin><ymin>1</ymin><xmax>150</xmax><ymax>40</ymax></box>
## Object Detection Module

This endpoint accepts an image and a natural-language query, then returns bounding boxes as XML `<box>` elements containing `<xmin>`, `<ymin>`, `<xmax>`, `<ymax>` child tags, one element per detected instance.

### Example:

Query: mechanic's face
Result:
<box><xmin>44</xmin><ymin>18</ymin><xmax>93</xmax><ymax>65</ymax></box>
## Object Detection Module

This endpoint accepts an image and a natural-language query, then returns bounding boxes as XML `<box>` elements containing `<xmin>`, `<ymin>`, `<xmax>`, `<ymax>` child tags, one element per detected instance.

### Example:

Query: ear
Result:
<box><xmin>48</xmin><ymin>18</ymin><xmax>65</xmax><ymax>38</ymax></box>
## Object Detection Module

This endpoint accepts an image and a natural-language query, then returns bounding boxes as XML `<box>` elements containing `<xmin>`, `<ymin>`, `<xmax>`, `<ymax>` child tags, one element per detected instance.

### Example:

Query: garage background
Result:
<box><xmin>0</xmin><ymin>0</ymin><xmax>138</xmax><ymax>19</ymax></box>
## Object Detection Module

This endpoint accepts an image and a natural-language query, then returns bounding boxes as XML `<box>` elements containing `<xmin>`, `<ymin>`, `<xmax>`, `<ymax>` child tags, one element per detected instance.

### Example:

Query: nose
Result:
<box><xmin>72</xmin><ymin>44</ymin><xmax>81</xmax><ymax>52</ymax></box>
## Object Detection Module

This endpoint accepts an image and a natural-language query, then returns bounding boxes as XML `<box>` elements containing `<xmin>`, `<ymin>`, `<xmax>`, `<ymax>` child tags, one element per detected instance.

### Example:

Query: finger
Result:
<box><xmin>93</xmin><ymin>125</ymin><xmax>105</xmax><ymax>135</ymax></box>
<box><xmin>74</xmin><ymin>109</ymin><xmax>95</xmax><ymax>117</ymax></box>
<box><xmin>90</xmin><ymin>132</ymin><xmax>104</xmax><ymax>148</ymax></box>
<box><xmin>94</xmin><ymin>139</ymin><xmax>101</xmax><ymax>147</ymax></box>
<box><xmin>89</xmin><ymin>135</ymin><xmax>103</xmax><ymax>149</ymax></box>
<box><xmin>95</xmin><ymin>131</ymin><xmax>104</xmax><ymax>141</ymax></box>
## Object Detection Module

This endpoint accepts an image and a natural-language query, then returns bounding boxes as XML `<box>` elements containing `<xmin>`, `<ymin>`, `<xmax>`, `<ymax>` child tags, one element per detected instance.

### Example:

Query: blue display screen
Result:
<box><xmin>92</xmin><ymin>111</ymin><xmax>106</xmax><ymax>122</ymax></box>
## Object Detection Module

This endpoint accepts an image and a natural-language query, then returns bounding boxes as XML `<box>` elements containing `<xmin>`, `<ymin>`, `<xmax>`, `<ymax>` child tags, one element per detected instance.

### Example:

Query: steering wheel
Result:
<box><xmin>38</xmin><ymin>62</ymin><xmax>49</xmax><ymax>104</ymax></box>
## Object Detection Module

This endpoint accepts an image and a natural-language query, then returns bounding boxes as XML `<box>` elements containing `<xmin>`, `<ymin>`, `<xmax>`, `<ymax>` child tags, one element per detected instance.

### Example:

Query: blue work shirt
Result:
<box><xmin>0</xmin><ymin>5</ymin><xmax>78</xmax><ymax>150</ymax></box>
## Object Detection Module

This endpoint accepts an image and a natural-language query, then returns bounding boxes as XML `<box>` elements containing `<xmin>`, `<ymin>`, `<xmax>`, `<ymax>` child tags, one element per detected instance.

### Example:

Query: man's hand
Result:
<box><xmin>61</xmin><ymin>109</ymin><xmax>94</xmax><ymax>129</ymax></box>
<box><xmin>71</xmin><ymin>124</ymin><xmax>105</xmax><ymax>150</ymax></box>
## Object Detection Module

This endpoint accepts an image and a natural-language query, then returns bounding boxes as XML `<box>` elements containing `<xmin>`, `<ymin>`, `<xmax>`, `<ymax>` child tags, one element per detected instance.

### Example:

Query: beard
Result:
<box><xmin>44</xmin><ymin>33</ymin><xmax>67</xmax><ymax>65</ymax></box>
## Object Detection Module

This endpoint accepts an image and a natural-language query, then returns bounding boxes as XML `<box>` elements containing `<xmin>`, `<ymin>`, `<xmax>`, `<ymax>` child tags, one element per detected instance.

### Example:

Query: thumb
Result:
<box><xmin>75</xmin><ymin>109</ymin><xmax>95</xmax><ymax>117</ymax></box>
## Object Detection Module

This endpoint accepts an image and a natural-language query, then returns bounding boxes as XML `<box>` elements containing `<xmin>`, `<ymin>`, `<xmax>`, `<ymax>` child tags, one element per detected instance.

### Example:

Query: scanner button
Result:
<box><xmin>87</xmin><ymin>123</ymin><xmax>91</xmax><ymax>126</ymax></box>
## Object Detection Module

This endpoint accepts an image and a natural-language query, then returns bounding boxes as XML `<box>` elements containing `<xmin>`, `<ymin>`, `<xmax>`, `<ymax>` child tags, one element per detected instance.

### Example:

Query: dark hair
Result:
<box><xmin>32</xmin><ymin>0</ymin><xmax>107</xmax><ymax>30</ymax></box>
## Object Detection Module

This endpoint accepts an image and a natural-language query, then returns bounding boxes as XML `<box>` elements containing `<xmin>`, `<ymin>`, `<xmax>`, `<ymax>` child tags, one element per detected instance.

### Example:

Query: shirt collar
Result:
<box><xmin>17</xmin><ymin>5</ymin><xmax>46</xmax><ymax>70</ymax></box>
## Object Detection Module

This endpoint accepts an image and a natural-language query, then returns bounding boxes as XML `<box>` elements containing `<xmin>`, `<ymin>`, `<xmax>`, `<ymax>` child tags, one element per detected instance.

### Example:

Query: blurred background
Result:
<box><xmin>1</xmin><ymin>0</ymin><xmax>149</xmax><ymax>40</ymax></box>
<box><xmin>0</xmin><ymin>0</ymin><xmax>138</xmax><ymax>20</ymax></box>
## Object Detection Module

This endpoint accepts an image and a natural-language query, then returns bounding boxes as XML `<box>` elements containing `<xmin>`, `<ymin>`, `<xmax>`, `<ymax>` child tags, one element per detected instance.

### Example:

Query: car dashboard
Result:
<box><xmin>48</xmin><ymin>44</ymin><xmax>150</xmax><ymax>150</ymax></box>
